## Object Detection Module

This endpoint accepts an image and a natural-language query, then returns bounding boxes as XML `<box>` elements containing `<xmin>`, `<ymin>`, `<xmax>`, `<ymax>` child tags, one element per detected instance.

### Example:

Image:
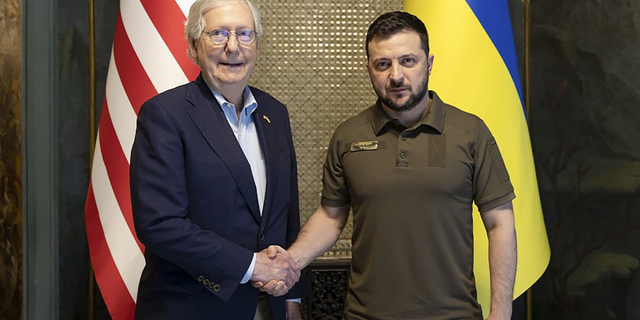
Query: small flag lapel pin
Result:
<box><xmin>262</xmin><ymin>115</ymin><xmax>271</xmax><ymax>124</ymax></box>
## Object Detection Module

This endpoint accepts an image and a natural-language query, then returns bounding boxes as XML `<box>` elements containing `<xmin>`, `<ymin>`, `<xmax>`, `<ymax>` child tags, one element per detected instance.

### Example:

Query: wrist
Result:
<box><xmin>288</xmin><ymin>246</ymin><xmax>307</xmax><ymax>269</ymax></box>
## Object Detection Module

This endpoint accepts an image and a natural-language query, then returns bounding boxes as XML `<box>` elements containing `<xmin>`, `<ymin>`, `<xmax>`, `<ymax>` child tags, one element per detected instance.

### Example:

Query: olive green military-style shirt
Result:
<box><xmin>321</xmin><ymin>91</ymin><xmax>515</xmax><ymax>320</ymax></box>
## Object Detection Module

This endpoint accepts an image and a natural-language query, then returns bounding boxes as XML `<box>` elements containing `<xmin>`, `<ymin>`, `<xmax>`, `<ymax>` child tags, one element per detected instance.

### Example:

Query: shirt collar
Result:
<box><xmin>211</xmin><ymin>86</ymin><xmax>258</xmax><ymax>116</ymax></box>
<box><xmin>371</xmin><ymin>90</ymin><xmax>445</xmax><ymax>135</ymax></box>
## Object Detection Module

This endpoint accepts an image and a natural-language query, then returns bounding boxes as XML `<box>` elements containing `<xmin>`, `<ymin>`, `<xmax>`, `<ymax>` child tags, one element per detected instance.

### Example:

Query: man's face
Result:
<box><xmin>191</xmin><ymin>2</ymin><xmax>258</xmax><ymax>90</ymax></box>
<box><xmin>366</xmin><ymin>30</ymin><xmax>433</xmax><ymax>112</ymax></box>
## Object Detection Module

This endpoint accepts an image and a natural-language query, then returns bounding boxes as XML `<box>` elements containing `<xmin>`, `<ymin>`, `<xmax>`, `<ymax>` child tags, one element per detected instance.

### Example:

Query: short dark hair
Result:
<box><xmin>365</xmin><ymin>11</ymin><xmax>429</xmax><ymax>58</ymax></box>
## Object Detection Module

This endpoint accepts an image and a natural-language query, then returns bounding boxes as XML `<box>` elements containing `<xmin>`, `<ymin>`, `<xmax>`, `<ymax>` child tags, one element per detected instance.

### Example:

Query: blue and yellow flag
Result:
<box><xmin>404</xmin><ymin>0</ymin><xmax>550</xmax><ymax>316</ymax></box>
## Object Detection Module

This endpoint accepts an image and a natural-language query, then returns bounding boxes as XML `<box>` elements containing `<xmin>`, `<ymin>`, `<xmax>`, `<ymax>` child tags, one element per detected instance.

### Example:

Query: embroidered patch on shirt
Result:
<box><xmin>428</xmin><ymin>135</ymin><xmax>446</xmax><ymax>167</ymax></box>
<box><xmin>350</xmin><ymin>141</ymin><xmax>384</xmax><ymax>152</ymax></box>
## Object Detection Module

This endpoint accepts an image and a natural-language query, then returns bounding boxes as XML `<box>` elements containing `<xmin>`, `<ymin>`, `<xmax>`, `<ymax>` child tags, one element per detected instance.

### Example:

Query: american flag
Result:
<box><xmin>85</xmin><ymin>1</ymin><xmax>198</xmax><ymax>319</ymax></box>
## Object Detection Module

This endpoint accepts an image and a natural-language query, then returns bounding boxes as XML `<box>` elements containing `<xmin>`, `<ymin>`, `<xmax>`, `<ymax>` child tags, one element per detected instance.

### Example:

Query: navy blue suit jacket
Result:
<box><xmin>131</xmin><ymin>74</ymin><xmax>300</xmax><ymax>319</ymax></box>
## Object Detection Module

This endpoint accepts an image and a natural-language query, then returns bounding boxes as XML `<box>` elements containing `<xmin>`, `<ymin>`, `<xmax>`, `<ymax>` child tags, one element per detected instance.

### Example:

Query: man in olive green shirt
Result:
<box><xmin>258</xmin><ymin>11</ymin><xmax>517</xmax><ymax>320</ymax></box>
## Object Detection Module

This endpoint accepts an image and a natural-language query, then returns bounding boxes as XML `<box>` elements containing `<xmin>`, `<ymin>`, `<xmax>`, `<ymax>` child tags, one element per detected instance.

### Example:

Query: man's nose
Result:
<box><xmin>225</xmin><ymin>34</ymin><xmax>239</xmax><ymax>53</ymax></box>
<box><xmin>389</xmin><ymin>62</ymin><xmax>403</xmax><ymax>83</ymax></box>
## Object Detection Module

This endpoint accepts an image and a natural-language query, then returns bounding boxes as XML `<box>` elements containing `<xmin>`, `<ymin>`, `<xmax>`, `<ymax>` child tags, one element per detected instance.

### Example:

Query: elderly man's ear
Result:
<box><xmin>188</xmin><ymin>44</ymin><xmax>198</xmax><ymax>62</ymax></box>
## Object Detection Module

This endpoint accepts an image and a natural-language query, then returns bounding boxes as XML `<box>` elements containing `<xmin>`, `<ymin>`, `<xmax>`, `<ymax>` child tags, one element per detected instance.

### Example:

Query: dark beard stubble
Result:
<box><xmin>378</xmin><ymin>76</ymin><xmax>428</xmax><ymax>112</ymax></box>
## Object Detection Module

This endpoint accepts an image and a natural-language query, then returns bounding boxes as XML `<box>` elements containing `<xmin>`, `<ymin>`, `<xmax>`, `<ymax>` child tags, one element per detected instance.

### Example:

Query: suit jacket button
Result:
<box><xmin>259</xmin><ymin>234</ymin><xmax>265</xmax><ymax>241</ymax></box>
<box><xmin>197</xmin><ymin>276</ymin><xmax>204</xmax><ymax>282</ymax></box>
<box><xmin>203</xmin><ymin>279</ymin><xmax>210</xmax><ymax>286</ymax></box>
<box><xmin>213</xmin><ymin>284</ymin><xmax>221</xmax><ymax>292</ymax></box>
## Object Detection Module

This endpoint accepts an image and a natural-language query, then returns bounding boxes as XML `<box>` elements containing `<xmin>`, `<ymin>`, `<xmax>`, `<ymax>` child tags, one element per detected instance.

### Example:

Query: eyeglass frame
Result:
<box><xmin>202</xmin><ymin>29</ymin><xmax>258</xmax><ymax>46</ymax></box>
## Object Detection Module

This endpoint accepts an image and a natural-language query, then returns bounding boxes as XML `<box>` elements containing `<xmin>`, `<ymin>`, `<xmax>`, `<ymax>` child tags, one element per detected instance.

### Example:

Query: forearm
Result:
<box><xmin>288</xmin><ymin>204</ymin><xmax>349</xmax><ymax>268</ymax></box>
<box><xmin>487</xmin><ymin>220</ymin><xmax>517</xmax><ymax>319</ymax></box>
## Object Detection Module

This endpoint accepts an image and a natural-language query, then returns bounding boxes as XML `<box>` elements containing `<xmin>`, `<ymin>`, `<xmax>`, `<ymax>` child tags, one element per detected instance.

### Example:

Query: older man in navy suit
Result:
<box><xmin>130</xmin><ymin>0</ymin><xmax>302</xmax><ymax>319</ymax></box>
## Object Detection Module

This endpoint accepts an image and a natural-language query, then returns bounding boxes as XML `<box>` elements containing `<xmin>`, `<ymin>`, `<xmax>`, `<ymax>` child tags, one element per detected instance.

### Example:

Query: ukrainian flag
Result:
<box><xmin>403</xmin><ymin>0</ymin><xmax>550</xmax><ymax>316</ymax></box>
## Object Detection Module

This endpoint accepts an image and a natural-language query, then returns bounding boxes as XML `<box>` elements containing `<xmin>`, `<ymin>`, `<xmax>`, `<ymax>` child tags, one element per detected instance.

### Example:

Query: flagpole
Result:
<box><xmin>88</xmin><ymin>0</ymin><xmax>95</xmax><ymax>160</ymax></box>
<box><xmin>88</xmin><ymin>0</ymin><xmax>96</xmax><ymax>318</ymax></box>
<box><xmin>524</xmin><ymin>0</ymin><xmax>531</xmax><ymax>122</ymax></box>
<box><xmin>524</xmin><ymin>0</ymin><xmax>532</xmax><ymax>318</ymax></box>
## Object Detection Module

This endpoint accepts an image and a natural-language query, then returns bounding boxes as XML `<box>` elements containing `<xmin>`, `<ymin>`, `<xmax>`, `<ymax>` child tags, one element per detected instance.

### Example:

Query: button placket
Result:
<box><xmin>397</xmin><ymin>131</ymin><xmax>410</xmax><ymax>164</ymax></box>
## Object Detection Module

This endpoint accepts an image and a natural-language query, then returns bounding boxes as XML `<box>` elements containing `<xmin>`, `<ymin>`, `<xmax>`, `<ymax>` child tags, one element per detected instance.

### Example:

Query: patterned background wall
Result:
<box><xmin>0</xmin><ymin>0</ymin><xmax>22</xmax><ymax>318</ymax></box>
<box><xmin>249</xmin><ymin>0</ymin><xmax>403</xmax><ymax>258</ymax></box>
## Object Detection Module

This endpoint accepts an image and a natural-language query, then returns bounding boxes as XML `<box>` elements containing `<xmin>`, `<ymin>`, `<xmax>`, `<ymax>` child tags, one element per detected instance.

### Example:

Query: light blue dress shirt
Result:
<box><xmin>211</xmin><ymin>88</ymin><xmax>264</xmax><ymax>285</ymax></box>
<box><xmin>211</xmin><ymin>88</ymin><xmax>300</xmax><ymax>303</ymax></box>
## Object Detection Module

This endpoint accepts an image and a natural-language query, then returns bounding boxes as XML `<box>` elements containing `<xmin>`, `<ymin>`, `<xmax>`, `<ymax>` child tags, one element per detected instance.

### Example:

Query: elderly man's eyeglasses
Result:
<box><xmin>203</xmin><ymin>29</ymin><xmax>257</xmax><ymax>46</ymax></box>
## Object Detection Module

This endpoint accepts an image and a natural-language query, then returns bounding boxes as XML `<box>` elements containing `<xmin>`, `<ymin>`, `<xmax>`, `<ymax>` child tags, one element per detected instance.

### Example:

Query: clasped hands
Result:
<box><xmin>250</xmin><ymin>245</ymin><xmax>299</xmax><ymax>296</ymax></box>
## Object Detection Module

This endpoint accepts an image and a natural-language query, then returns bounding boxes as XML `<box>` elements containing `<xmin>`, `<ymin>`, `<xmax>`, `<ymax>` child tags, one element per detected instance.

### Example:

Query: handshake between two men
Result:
<box><xmin>250</xmin><ymin>245</ymin><xmax>300</xmax><ymax>296</ymax></box>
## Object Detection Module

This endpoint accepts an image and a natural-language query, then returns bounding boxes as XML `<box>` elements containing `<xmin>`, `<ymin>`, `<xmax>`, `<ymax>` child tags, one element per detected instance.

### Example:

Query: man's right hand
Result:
<box><xmin>250</xmin><ymin>245</ymin><xmax>300</xmax><ymax>296</ymax></box>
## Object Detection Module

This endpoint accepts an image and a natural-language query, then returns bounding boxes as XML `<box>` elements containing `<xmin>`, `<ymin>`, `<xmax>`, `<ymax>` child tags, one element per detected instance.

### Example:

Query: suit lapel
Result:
<box><xmin>186</xmin><ymin>76</ymin><xmax>261</xmax><ymax>223</ymax></box>
<box><xmin>252</xmin><ymin>93</ymin><xmax>281</xmax><ymax>231</ymax></box>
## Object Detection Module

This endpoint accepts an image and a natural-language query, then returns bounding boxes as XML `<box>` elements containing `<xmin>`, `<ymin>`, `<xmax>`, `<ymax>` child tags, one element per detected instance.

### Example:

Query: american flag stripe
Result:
<box><xmin>93</xmin><ymin>133</ymin><xmax>146</xmax><ymax>298</ymax></box>
<box><xmin>174</xmin><ymin>0</ymin><xmax>194</xmax><ymax>18</ymax></box>
<box><xmin>86</xmin><ymin>186</ymin><xmax>137</xmax><ymax>320</ymax></box>
<box><xmin>141</xmin><ymin>0</ymin><xmax>200</xmax><ymax>77</ymax></box>
<box><xmin>120</xmin><ymin>0</ymin><xmax>188</xmax><ymax>92</ymax></box>
<box><xmin>113</xmin><ymin>14</ymin><xmax>157</xmax><ymax>114</ymax></box>
<box><xmin>97</xmin><ymin>100</ymin><xmax>142</xmax><ymax>251</ymax></box>
<box><xmin>105</xmin><ymin>53</ymin><xmax>138</xmax><ymax>162</ymax></box>
<box><xmin>86</xmin><ymin>1</ymin><xmax>198</xmax><ymax>318</ymax></box>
